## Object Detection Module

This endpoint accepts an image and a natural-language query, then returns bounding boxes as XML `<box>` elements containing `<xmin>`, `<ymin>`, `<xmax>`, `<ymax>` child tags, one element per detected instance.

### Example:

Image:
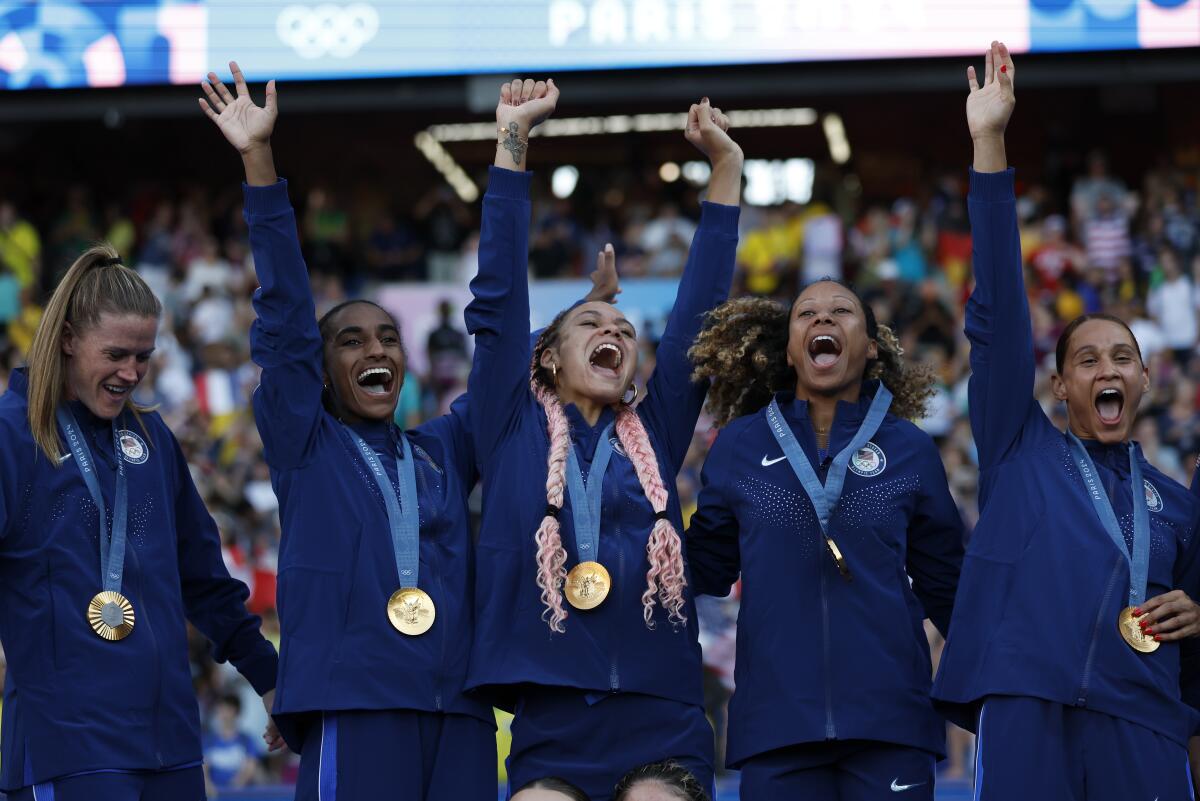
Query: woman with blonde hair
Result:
<box><xmin>464</xmin><ymin>78</ymin><xmax>742</xmax><ymax>800</ymax></box>
<box><xmin>0</xmin><ymin>245</ymin><xmax>279</xmax><ymax>801</ymax></box>
<box><xmin>684</xmin><ymin>277</ymin><xmax>964</xmax><ymax>799</ymax></box>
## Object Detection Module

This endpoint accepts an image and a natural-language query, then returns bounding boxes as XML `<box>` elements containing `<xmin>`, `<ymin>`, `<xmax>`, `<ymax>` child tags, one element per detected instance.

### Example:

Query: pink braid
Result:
<box><xmin>614</xmin><ymin>405</ymin><xmax>688</xmax><ymax>629</ymax></box>
<box><xmin>532</xmin><ymin>382</ymin><xmax>571</xmax><ymax>633</ymax></box>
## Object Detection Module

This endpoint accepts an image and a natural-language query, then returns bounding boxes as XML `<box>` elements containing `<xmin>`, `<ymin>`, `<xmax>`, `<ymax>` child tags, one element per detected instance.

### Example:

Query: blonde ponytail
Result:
<box><xmin>26</xmin><ymin>243</ymin><xmax>161</xmax><ymax>463</ymax></box>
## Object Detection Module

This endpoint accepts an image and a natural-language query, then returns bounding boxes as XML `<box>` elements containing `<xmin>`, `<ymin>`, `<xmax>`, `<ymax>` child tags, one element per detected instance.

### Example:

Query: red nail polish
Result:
<box><xmin>1154</xmin><ymin>635</ymin><xmax>1162</xmax><ymax>642</ymax></box>
<box><xmin>1145</xmin><ymin>628</ymin><xmax>1155</xmax><ymax>636</ymax></box>
<box><xmin>1133</xmin><ymin>608</ymin><xmax>1143</xmax><ymax>616</ymax></box>
<box><xmin>1000</xmin><ymin>65</ymin><xmax>1007</xmax><ymax>73</ymax></box>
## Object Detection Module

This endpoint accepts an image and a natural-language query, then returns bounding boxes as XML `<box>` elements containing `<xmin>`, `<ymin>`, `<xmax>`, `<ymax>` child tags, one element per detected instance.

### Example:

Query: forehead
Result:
<box><xmin>329</xmin><ymin>302</ymin><xmax>397</xmax><ymax>331</ymax></box>
<box><xmin>793</xmin><ymin>282</ymin><xmax>861</xmax><ymax>309</ymax></box>
<box><xmin>565</xmin><ymin>301</ymin><xmax>629</xmax><ymax>326</ymax></box>
<box><xmin>1068</xmin><ymin>319</ymin><xmax>1138</xmax><ymax>353</ymax></box>
<box><xmin>82</xmin><ymin>312</ymin><xmax>158</xmax><ymax>347</ymax></box>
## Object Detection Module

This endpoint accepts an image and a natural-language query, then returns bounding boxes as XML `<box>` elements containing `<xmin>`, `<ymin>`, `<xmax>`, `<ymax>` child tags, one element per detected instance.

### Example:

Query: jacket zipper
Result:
<box><xmin>816</xmin><ymin>455</ymin><xmax>836</xmax><ymax>738</ymax></box>
<box><xmin>1077</xmin><ymin>556</ymin><xmax>1122</xmax><ymax>706</ymax></box>
<box><xmin>414</xmin><ymin>448</ymin><xmax>445</xmax><ymax>712</ymax></box>
<box><xmin>129</xmin><ymin>542</ymin><xmax>164</xmax><ymax>767</ymax></box>
<box><xmin>609</xmin><ymin>471</ymin><xmax>622</xmax><ymax>692</ymax></box>
<box><xmin>820</xmin><ymin>564</ymin><xmax>835</xmax><ymax>738</ymax></box>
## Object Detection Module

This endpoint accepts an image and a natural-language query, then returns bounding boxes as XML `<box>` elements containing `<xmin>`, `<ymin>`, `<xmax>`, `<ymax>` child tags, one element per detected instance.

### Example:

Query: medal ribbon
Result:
<box><xmin>1067</xmin><ymin>433</ymin><xmax>1150</xmax><ymax>606</ymax></box>
<box><xmin>347</xmin><ymin>428</ymin><xmax>421</xmax><ymax>590</ymax></box>
<box><xmin>57</xmin><ymin>408</ymin><xmax>129</xmax><ymax>593</ymax></box>
<box><xmin>564</xmin><ymin>423</ymin><xmax>616</xmax><ymax>564</ymax></box>
<box><xmin>765</xmin><ymin>384</ymin><xmax>893</xmax><ymax>535</ymax></box>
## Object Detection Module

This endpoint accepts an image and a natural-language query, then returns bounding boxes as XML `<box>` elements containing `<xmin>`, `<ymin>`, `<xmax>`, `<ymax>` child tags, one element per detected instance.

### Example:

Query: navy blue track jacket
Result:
<box><xmin>463</xmin><ymin>166</ymin><xmax>738</xmax><ymax>710</ymax></box>
<box><xmin>244</xmin><ymin>180</ymin><xmax>492</xmax><ymax>735</ymax></box>
<box><xmin>932</xmin><ymin>168</ymin><xmax>1200</xmax><ymax>746</ymax></box>
<box><xmin>0</xmin><ymin>372</ymin><xmax>277</xmax><ymax>790</ymax></box>
<box><xmin>687</xmin><ymin>384</ymin><xmax>964</xmax><ymax>766</ymax></box>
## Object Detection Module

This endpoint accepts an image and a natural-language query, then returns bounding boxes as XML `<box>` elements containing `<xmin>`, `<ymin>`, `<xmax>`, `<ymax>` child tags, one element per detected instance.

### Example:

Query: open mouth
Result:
<box><xmin>807</xmin><ymin>334</ymin><xmax>842</xmax><ymax>370</ymax></box>
<box><xmin>588</xmin><ymin>342</ymin><xmax>623</xmax><ymax>379</ymax></box>
<box><xmin>1095</xmin><ymin>387</ymin><xmax>1124</xmax><ymax>426</ymax></box>
<box><xmin>356</xmin><ymin>366</ymin><xmax>395</xmax><ymax>397</ymax></box>
<box><xmin>102</xmin><ymin>383</ymin><xmax>132</xmax><ymax>401</ymax></box>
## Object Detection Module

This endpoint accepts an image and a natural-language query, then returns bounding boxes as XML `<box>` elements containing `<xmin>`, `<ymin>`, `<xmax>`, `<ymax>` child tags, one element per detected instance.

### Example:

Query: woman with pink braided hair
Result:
<box><xmin>463</xmin><ymin>78</ymin><xmax>742</xmax><ymax>801</ymax></box>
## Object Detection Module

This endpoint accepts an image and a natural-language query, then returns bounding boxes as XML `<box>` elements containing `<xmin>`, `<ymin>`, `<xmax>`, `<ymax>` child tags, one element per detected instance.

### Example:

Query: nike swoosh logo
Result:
<box><xmin>761</xmin><ymin>455</ymin><xmax>787</xmax><ymax>467</ymax></box>
<box><xmin>891</xmin><ymin>779</ymin><xmax>926</xmax><ymax>792</ymax></box>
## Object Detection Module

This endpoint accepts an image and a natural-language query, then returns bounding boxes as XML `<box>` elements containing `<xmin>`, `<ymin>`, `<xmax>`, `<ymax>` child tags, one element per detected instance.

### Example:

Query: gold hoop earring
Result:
<box><xmin>551</xmin><ymin>364</ymin><xmax>558</xmax><ymax>383</ymax></box>
<box><xmin>622</xmin><ymin>383</ymin><xmax>639</xmax><ymax>406</ymax></box>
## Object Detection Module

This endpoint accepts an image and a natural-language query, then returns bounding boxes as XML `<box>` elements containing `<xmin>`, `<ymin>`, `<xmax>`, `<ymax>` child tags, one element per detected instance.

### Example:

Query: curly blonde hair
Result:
<box><xmin>688</xmin><ymin>284</ymin><xmax>935</xmax><ymax>427</ymax></box>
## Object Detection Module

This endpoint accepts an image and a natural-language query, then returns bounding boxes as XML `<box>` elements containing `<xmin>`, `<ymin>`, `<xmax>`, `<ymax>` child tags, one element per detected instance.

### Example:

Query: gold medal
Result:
<box><xmin>1118</xmin><ymin>606</ymin><xmax>1158</xmax><ymax>653</ymax></box>
<box><xmin>565</xmin><ymin>561</ymin><xmax>611</xmax><ymax>610</ymax></box>
<box><xmin>88</xmin><ymin>591</ymin><xmax>135</xmax><ymax>641</ymax></box>
<box><xmin>825</xmin><ymin>537</ymin><xmax>852</xmax><ymax>582</ymax></box>
<box><xmin>387</xmin><ymin>588</ymin><xmax>436</xmax><ymax>635</ymax></box>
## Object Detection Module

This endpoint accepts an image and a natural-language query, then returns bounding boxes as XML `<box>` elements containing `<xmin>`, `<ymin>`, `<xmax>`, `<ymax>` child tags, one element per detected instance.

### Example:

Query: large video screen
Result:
<box><xmin>1</xmin><ymin>0</ymin><xmax>1196</xmax><ymax>90</ymax></box>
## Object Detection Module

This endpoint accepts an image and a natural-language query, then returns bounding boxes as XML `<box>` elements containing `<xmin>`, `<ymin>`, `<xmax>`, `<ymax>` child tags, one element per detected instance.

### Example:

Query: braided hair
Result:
<box><xmin>530</xmin><ymin>307</ymin><xmax>687</xmax><ymax>633</ymax></box>
<box><xmin>688</xmin><ymin>281</ymin><xmax>934</xmax><ymax>427</ymax></box>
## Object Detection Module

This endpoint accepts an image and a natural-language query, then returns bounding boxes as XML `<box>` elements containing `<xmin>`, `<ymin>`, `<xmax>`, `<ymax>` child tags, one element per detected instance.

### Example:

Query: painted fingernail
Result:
<box><xmin>1154</xmin><ymin>635</ymin><xmax>1162</xmax><ymax>642</ymax></box>
<box><xmin>1133</xmin><ymin>608</ymin><xmax>1143</xmax><ymax>616</ymax></box>
<box><xmin>1145</xmin><ymin>628</ymin><xmax>1156</xmax><ymax>636</ymax></box>
<box><xmin>1000</xmin><ymin>65</ymin><xmax>1007</xmax><ymax>73</ymax></box>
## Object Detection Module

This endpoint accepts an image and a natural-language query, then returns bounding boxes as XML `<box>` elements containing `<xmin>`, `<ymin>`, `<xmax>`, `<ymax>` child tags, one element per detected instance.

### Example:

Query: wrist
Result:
<box><xmin>970</xmin><ymin>132</ymin><xmax>1006</xmax><ymax>147</ymax></box>
<box><xmin>711</xmin><ymin>149</ymin><xmax>744</xmax><ymax>169</ymax></box>
<box><xmin>239</xmin><ymin>141</ymin><xmax>272</xmax><ymax>157</ymax></box>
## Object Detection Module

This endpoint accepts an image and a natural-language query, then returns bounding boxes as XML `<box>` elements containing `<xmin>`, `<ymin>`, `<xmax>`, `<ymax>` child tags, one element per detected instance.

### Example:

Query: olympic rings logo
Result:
<box><xmin>276</xmin><ymin>4</ymin><xmax>380</xmax><ymax>59</ymax></box>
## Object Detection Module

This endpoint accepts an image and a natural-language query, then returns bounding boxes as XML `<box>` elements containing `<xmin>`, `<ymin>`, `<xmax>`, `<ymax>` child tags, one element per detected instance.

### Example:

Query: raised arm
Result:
<box><xmin>641</xmin><ymin>100</ymin><xmax>743</xmax><ymax>471</ymax></box>
<box><xmin>685</xmin><ymin>429</ymin><xmax>742</xmax><ymax>597</ymax></box>
<box><xmin>465</xmin><ymin>79</ymin><xmax>558</xmax><ymax>464</ymax></box>
<box><xmin>200</xmin><ymin>63</ymin><xmax>324</xmax><ymax>470</ymax></box>
<box><xmin>962</xmin><ymin>42</ymin><xmax>1032</xmax><ymax>472</ymax></box>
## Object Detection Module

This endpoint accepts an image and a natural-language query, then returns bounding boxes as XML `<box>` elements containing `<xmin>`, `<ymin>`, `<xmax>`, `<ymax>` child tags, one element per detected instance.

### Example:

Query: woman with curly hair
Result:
<box><xmin>464</xmin><ymin>78</ymin><xmax>742</xmax><ymax>800</ymax></box>
<box><xmin>685</xmin><ymin>278</ymin><xmax>965</xmax><ymax>799</ymax></box>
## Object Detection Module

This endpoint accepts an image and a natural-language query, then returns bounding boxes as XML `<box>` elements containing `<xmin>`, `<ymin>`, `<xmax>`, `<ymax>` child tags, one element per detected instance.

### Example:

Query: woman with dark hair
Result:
<box><xmin>612</xmin><ymin>761</ymin><xmax>710</xmax><ymax>801</ymax></box>
<box><xmin>198</xmin><ymin>64</ymin><xmax>556</xmax><ymax>800</ymax></box>
<box><xmin>685</xmin><ymin>276</ymin><xmax>964</xmax><ymax>799</ymax></box>
<box><xmin>0</xmin><ymin>243</ymin><xmax>279</xmax><ymax>801</ymax></box>
<box><xmin>464</xmin><ymin>78</ymin><xmax>742</xmax><ymax>800</ymax></box>
<box><xmin>932</xmin><ymin>42</ymin><xmax>1200</xmax><ymax>800</ymax></box>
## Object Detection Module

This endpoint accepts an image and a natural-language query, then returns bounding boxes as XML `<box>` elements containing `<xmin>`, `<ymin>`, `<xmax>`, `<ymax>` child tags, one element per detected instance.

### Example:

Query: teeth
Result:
<box><xmin>356</xmin><ymin>367</ymin><xmax>393</xmax><ymax>383</ymax></box>
<box><xmin>814</xmin><ymin>335</ymin><xmax>835</xmax><ymax>344</ymax></box>
<box><xmin>591</xmin><ymin>343</ymin><xmax>622</xmax><ymax>367</ymax></box>
<box><xmin>104</xmin><ymin>385</ymin><xmax>129</xmax><ymax>393</ymax></box>
<box><xmin>1098</xmin><ymin>389</ymin><xmax>1120</xmax><ymax>398</ymax></box>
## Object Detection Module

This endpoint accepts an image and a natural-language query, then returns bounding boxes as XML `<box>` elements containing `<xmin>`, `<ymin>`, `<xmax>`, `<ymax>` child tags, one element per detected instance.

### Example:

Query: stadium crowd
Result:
<box><xmin>0</xmin><ymin>142</ymin><xmax>1197</xmax><ymax>789</ymax></box>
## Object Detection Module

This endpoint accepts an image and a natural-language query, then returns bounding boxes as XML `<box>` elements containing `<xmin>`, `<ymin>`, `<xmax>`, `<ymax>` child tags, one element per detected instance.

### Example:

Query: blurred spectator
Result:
<box><xmin>1082</xmin><ymin>192</ymin><xmax>1132</xmax><ymax>276</ymax></box>
<box><xmin>1146</xmin><ymin>247</ymin><xmax>1197</xmax><ymax>365</ymax></box>
<box><xmin>202</xmin><ymin>694</ymin><xmax>261</xmax><ymax>794</ymax></box>
<box><xmin>1071</xmin><ymin>150</ymin><xmax>1128</xmax><ymax>226</ymax></box>
<box><xmin>365</xmin><ymin>210</ymin><xmax>426</xmax><ymax>282</ymax></box>
<box><xmin>641</xmin><ymin>203</ymin><xmax>696</xmax><ymax>276</ymax></box>
<box><xmin>1028</xmin><ymin>215</ymin><xmax>1084</xmax><ymax>293</ymax></box>
<box><xmin>426</xmin><ymin>299</ymin><xmax>469</xmax><ymax>405</ymax></box>
<box><xmin>416</xmin><ymin>186</ymin><xmax>472</xmax><ymax>283</ymax></box>
<box><xmin>0</xmin><ymin>200</ymin><xmax>41</xmax><ymax>290</ymax></box>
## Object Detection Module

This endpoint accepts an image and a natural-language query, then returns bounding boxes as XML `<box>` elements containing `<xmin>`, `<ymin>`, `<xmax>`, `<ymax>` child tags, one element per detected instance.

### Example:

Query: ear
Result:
<box><xmin>61</xmin><ymin>321</ymin><xmax>76</xmax><ymax>356</ymax></box>
<box><xmin>539</xmin><ymin>347</ymin><xmax>558</xmax><ymax>371</ymax></box>
<box><xmin>867</xmin><ymin>339</ymin><xmax>879</xmax><ymax>362</ymax></box>
<box><xmin>1141</xmin><ymin>365</ymin><xmax>1150</xmax><ymax>394</ymax></box>
<box><xmin>1051</xmin><ymin>372</ymin><xmax>1068</xmax><ymax>402</ymax></box>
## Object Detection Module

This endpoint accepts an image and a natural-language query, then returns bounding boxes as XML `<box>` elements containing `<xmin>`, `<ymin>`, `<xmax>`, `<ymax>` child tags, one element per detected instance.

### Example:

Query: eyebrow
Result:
<box><xmin>575</xmin><ymin>310</ymin><xmax>636</xmax><ymax>330</ymax></box>
<box><xmin>104</xmin><ymin>346</ymin><xmax>156</xmax><ymax>358</ymax></box>
<box><xmin>334</xmin><ymin>324</ymin><xmax>399</xmax><ymax>338</ymax></box>
<box><xmin>797</xmin><ymin>294</ymin><xmax>858</xmax><ymax>306</ymax></box>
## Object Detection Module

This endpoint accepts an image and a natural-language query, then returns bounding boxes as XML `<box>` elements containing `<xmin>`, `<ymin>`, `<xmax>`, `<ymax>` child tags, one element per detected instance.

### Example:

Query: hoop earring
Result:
<box><xmin>551</xmin><ymin>364</ymin><xmax>558</xmax><ymax>384</ymax></box>
<box><xmin>621</xmin><ymin>383</ymin><xmax>639</xmax><ymax>406</ymax></box>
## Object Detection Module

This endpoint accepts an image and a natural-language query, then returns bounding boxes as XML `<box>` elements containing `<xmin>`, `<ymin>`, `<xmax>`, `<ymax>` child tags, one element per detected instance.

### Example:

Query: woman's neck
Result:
<box><xmin>795</xmin><ymin>382</ymin><xmax>862</xmax><ymax>450</ymax></box>
<box><xmin>556</xmin><ymin>387</ymin><xmax>606</xmax><ymax>427</ymax></box>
